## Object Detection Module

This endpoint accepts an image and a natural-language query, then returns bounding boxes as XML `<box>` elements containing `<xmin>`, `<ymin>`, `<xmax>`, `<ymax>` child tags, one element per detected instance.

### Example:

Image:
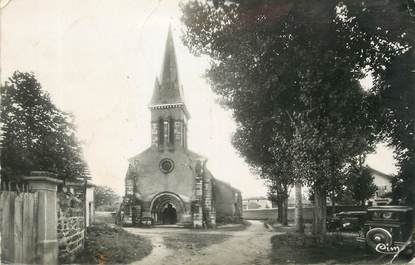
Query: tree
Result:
<box><xmin>0</xmin><ymin>71</ymin><xmax>87</xmax><ymax>182</ymax></box>
<box><xmin>376</xmin><ymin>53</ymin><xmax>415</xmax><ymax>206</ymax></box>
<box><xmin>94</xmin><ymin>185</ymin><xmax>121</xmax><ymax>209</ymax></box>
<box><xmin>345</xmin><ymin>0</ymin><xmax>415</xmax><ymax>207</ymax></box>
<box><xmin>182</xmin><ymin>0</ymin><xmax>375</xmax><ymax>234</ymax></box>
<box><xmin>183</xmin><ymin>0</ymin><xmax>415</xmax><ymax>234</ymax></box>
<box><xmin>232</xmin><ymin>116</ymin><xmax>296</xmax><ymax>225</ymax></box>
<box><xmin>294</xmin><ymin>182</ymin><xmax>304</xmax><ymax>233</ymax></box>
<box><xmin>345</xmin><ymin>164</ymin><xmax>377</xmax><ymax>206</ymax></box>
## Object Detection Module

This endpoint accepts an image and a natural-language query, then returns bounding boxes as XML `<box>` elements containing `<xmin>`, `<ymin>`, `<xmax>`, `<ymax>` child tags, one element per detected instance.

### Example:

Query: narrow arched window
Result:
<box><xmin>169</xmin><ymin>117</ymin><xmax>175</xmax><ymax>145</ymax></box>
<box><xmin>158</xmin><ymin>118</ymin><xmax>164</xmax><ymax>146</ymax></box>
<box><xmin>163</xmin><ymin>120</ymin><xmax>169</xmax><ymax>145</ymax></box>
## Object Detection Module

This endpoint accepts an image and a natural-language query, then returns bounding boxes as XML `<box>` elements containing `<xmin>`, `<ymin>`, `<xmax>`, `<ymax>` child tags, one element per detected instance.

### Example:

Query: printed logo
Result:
<box><xmin>375</xmin><ymin>243</ymin><xmax>400</xmax><ymax>254</ymax></box>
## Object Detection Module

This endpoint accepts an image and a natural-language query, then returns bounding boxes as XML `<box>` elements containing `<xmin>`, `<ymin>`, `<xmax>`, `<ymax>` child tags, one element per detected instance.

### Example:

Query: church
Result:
<box><xmin>122</xmin><ymin>28</ymin><xmax>242</xmax><ymax>228</ymax></box>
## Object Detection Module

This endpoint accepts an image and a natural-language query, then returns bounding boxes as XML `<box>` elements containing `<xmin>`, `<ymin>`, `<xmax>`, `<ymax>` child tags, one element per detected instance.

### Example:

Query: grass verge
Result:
<box><xmin>73</xmin><ymin>224</ymin><xmax>152</xmax><ymax>264</ymax></box>
<box><xmin>270</xmin><ymin>232</ymin><xmax>410</xmax><ymax>264</ymax></box>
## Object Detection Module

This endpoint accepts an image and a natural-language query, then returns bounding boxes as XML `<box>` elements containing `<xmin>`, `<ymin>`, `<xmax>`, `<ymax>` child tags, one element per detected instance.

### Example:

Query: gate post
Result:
<box><xmin>25</xmin><ymin>171</ymin><xmax>62</xmax><ymax>265</ymax></box>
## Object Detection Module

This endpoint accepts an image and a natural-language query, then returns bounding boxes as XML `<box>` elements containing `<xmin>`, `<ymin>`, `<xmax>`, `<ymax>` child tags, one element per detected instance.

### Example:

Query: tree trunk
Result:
<box><xmin>312</xmin><ymin>189</ymin><xmax>327</xmax><ymax>236</ymax></box>
<box><xmin>294</xmin><ymin>183</ymin><xmax>304</xmax><ymax>233</ymax></box>
<box><xmin>331</xmin><ymin>191</ymin><xmax>336</xmax><ymax>216</ymax></box>
<box><xmin>277</xmin><ymin>200</ymin><xmax>283</xmax><ymax>223</ymax></box>
<box><xmin>281</xmin><ymin>197</ymin><xmax>288</xmax><ymax>226</ymax></box>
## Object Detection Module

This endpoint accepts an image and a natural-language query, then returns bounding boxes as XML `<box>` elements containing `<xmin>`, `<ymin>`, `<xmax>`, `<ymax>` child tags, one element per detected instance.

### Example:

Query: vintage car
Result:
<box><xmin>327</xmin><ymin>211</ymin><xmax>366</xmax><ymax>232</ymax></box>
<box><xmin>357</xmin><ymin>206</ymin><xmax>414</xmax><ymax>256</ymax></box>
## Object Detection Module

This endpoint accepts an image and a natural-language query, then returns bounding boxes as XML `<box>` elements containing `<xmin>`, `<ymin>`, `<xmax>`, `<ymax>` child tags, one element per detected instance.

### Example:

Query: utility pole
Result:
<box><xmin>81</xmin><ymin>168</ymin><xmax>91</xmax><ymax>244</ymax></box>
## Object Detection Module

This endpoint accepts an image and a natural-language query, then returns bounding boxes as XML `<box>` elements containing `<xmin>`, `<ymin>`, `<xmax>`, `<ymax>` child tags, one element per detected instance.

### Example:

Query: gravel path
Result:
<box><xmin>126</xmin><ymin>220</ymin><xmax>277</xmax><ymax>265</ymax></box>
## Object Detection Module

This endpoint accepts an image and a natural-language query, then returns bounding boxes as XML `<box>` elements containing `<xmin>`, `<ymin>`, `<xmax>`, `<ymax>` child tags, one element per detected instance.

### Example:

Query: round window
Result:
<box><xmin>159</xmin><ymin>158</ymin><xmax>174</xmax><ymax>174</ymax></box>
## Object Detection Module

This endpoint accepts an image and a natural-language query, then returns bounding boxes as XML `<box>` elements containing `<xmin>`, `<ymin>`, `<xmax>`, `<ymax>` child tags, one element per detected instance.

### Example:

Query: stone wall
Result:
<box><xmin>127</xmin><ymin>147</ymin><xmax>199</xmax><ymax>201</ymax></box>
<box><xmin>243</xmin><ymin>206</ymin><xmax>314</xmax><ymax>222</ymax></box>
<box><xmin>57</xmin><ymin>191</ymin><xmax>85</xmax><ymax>262</ymax></box>
<box><xmin>57</xmin><ymin>216</ymin><xmax>85</xmax><ymax>262</ymax></box>
<box><xmin>203</xmin><ymin>170</ymin><xmax>216</xmax><ymax>227</ymax></box>
<box><xmin>213</xmin><ymin>179</ymin><xmax>242</xmax><ymax>223</ymax></box>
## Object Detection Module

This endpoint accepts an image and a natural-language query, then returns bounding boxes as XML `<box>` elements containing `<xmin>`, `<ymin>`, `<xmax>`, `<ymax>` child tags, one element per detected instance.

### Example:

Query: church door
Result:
<box><xmin>150</xmin><ymin>192</ymin><xmax>185</xmax><ymax>225</ymax></box>
<box><xmin>162</xmin><ymin>203</ymin><xmax>177</xmax><ymax>224</ymax></box>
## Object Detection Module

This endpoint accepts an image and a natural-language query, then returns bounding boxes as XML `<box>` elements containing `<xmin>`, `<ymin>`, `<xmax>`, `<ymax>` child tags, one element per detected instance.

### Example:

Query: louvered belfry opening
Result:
<box><xmin>149</xmin><ymin>26</ymin><xmax>190</xmax><ymax>151</ymax></box>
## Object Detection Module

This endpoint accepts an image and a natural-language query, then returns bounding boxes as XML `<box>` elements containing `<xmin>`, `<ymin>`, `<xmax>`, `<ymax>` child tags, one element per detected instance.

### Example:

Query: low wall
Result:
<box><xmin>243</xmin><ymin>206</ymin><xmax>314</xmax><ymax>222</ymax></box>
<box><xmin>57</xmin><ymin>216</ymin><xmax>85</xmax><ymax>262</ymax></box>
<box><xmin>243</xmin><ymin>205</ymin><xmax>366</xmax><ymax>221</ymax></box>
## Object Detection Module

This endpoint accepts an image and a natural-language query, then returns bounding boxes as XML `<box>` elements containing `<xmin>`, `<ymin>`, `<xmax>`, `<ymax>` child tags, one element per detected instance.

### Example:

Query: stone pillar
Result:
<box><xmin>25</xmin><ymin>171</ymin><xmax>62</xmax><ymax>265</ymax></box>
<box><xmin>192</xmin><ymin>203</ymin><xmax>203</xmax><ymax>228</ymax></box>
<box><xmin>193</xmin><ymin>160</ymin><xmax>204</xmax><ymax>228</ymax></box>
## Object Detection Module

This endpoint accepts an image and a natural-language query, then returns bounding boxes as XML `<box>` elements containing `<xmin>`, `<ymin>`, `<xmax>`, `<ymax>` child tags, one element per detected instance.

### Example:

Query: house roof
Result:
<box><xmin>368</xmin><ymin>167</ymin><xmax>394</xmax><ymax>179</ymax></box>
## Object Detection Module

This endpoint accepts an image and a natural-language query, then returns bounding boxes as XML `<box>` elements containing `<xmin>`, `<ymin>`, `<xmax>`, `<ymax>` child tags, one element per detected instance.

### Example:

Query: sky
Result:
<box><xmin>1</xmin><ymin>0</ymin><xmax>397</xmax><ymax>197</ymax></box>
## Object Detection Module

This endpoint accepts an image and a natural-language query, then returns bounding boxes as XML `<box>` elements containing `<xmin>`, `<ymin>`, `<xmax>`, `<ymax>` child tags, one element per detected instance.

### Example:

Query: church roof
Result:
<box><xmin>150</xmin><ymin>26</ymin><xmax>186</xmax><ymax>107</ymax></box>
<box><xmin>128</xmin><ymin>146</ymin><xmax>206</xmax><ymax>163</ymax></box>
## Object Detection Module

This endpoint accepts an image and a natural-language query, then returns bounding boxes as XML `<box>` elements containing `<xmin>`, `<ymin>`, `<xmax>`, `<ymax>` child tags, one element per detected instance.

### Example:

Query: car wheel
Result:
<box><xmin>366</xmin><ymin>228</ymin><xmax>393</xmax><ymax>250</ymax></box>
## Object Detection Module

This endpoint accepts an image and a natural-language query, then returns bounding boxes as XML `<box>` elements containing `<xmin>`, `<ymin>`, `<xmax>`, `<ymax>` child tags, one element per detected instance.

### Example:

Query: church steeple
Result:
<box><xmin>149</xmin><ymin>26</ymin><xmax>189</xmax><ymax>150</ymax></box>
<box><xmin>150</xmin><ymin>26</ymin><xmax>185</xmax><ymax>106</ymax></box>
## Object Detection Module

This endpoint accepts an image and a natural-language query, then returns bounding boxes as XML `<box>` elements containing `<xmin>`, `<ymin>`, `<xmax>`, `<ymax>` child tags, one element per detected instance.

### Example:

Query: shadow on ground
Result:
<box><xmin>270</xmin><ymin>225</ymin><xmax>409</xmax><ymax>264</ymax></box>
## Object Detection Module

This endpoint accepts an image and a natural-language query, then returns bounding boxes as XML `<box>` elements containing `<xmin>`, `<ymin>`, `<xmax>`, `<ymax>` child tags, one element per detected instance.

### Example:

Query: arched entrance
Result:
<box><xmin>162</xmin><ymin>203</ymin><xmax>177</xmax><ymax>224</ymax></box>
<box><xmin>150</xmin><ymin>192</ymin><xmax>186</xmax><ymax>225</ymax></box>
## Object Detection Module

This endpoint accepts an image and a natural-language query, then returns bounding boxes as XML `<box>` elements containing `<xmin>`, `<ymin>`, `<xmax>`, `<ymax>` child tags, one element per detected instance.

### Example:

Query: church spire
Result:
<box><xmin>150</xmin><ymin>26</ymin><xmax>185</xmax><ymax>106</ymax></box>
<box><xmin>149</xmin><ymin>26</ymin><xmax>190</xmax><ymax>150</ymax></box>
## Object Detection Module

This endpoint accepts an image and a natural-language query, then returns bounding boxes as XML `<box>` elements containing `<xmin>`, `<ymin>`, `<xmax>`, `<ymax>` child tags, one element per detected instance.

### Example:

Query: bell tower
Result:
<box><xmin>149</xmin><ymin>26</ymin><xmax>190</xmax><ymax>150</ymax></box>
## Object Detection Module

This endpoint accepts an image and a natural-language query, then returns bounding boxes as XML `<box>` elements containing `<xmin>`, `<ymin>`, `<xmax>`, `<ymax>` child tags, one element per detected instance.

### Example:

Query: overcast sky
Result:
<box><xmin>1</xmin><ymin>0</ymin><xmax>397</xmax><ymax>197</ymax></box>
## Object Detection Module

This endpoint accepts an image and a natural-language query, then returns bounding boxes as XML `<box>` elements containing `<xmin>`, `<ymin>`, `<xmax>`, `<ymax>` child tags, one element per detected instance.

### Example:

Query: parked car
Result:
<box><xmin>327</xmin><ymin>211</ymin><xmax>366</xmax><ymax>232</ymax></box>
<box><xmin>357</xmin><ymin>206</ymin><xmax>414</xmax><ymax>257</ymax></box>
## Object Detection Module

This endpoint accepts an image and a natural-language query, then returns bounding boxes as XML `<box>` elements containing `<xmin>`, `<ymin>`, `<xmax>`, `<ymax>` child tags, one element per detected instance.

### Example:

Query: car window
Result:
<box><xmin>369</xmin><ymin>211</ymin><xmax>400</xmax><ymax>221</ymax></box>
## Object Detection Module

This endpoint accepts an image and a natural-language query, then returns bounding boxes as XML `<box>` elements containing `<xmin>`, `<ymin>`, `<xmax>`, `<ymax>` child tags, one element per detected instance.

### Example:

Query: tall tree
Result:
<box><xmin>344</xmin><ymin>162</ymin><xmax>377</xmax><ymax>206</ymax></box>
<box><xmin>377</xmin><ymin>53</ymin><xmax>415</xmax><ymax>206</ymax></box>
<box><xmin>344</xmin><ymin>0</ymin><xmax>415</xmax><ymax>207</ymax></box>
<box><xmin>94</xmin><ymin>185</ymin><xmax>121</xmax><ymax>209</ymax></box>
<box><xmin>181</xmin><ymin>0</ymin><xmax>380</xmax><ymax>235</ymax></box>
<box><xmin>0</xmin><ymin>71</ymin><xmax>87</xmax><ymax>182</ymax></box>
<box><xmin>232</xmin><ymin>113</ymin><xmax>296</xmax><ymax>225</ymax></box>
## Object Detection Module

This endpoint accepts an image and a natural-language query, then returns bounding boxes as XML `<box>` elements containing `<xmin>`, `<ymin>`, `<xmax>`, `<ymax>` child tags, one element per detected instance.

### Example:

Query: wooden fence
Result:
<box><xmin>1</xmin><ymin>181</ymin><xmax>31</xmax><ymax>192</ymax></box>
<box><xmin>0</xmin><ymin>191</ymin><xmax>38</xmax><ymax>264</ymax></box>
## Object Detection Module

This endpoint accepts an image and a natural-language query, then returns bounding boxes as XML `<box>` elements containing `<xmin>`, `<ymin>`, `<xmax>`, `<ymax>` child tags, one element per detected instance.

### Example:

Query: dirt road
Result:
<box><xmin>126</xmin><ymin>220</ymin><xmax>277</xmax><ymax>265</ymax></box>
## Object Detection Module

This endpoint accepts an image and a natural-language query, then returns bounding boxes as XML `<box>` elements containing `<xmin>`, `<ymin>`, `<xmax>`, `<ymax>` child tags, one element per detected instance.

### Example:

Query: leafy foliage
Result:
<box><xmin>94</xmin><ymin>185</ymin><xmax>121</xmax><ymax>209</ymax></box>
<box><xmin>345</xmin><ymin>164</ymin><xmax>377</xmax><ymax>206</ymax></box>
<box><xmin>376</xmin><ymin>52</ymin><xmax>415</xmax><ymax>206</ymax></box>
<box><xmin>0</xmin><ymin>71</ymin><xmax>87</xmax><ymax>182</ymax></box>
<box><xmin>181</xmin><ymin>0</ymin><xmax>414</xmax><ymax>233</ymax></box>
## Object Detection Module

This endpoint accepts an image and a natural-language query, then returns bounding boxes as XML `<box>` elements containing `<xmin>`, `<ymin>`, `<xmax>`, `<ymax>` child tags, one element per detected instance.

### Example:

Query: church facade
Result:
<box><xmin>123</xmin><ymin>28</ymin><xmax>242</xmax><ymax>228</ymax></box>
